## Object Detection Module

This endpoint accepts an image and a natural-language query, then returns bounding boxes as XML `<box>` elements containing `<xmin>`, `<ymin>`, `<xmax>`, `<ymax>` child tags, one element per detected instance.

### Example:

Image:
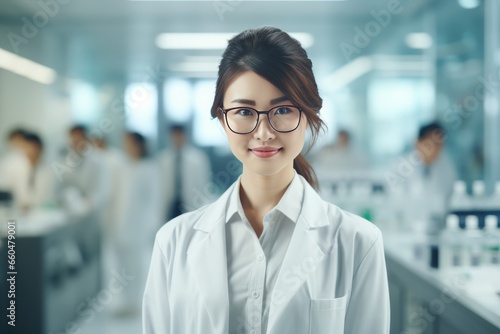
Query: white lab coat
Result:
<box><xmin>96</xmin><ymin>147</ymin><xmax>126</xmax><ymax>237</ymax></box>
<box><xmin>24</xmin><ymin>161</ymin><xmax>57</xmax><ymax>209</ymax></box>
<box><xmin>156</xmin><ymin>145</ymin><xmax>212</xmax><ymax>215</ymax></box>
<box><xmin>0</xmin><ymin>148</ymin><xmax>31</xmax><ymax>208</ymax></box>
<box><xmin>95</xmin><ymin>147</ymin><xmax>126</xmax><ymax>291</ymax></box>
<box><xmin>143</xmin><ymin>175</ymin><xmax>390</xmax><ymax>334</ymax></box>
<box><xmin>114</xmin><ymin>158</ymin><xmax>162</xmax><ymax>310</ymax></box>
<box><xmin>56</xmin><ymin>151</ymin><xmax>107</xmax><ymax>215</ymax></box>
<box><xmin>387</xmin><ymin>151</ymin><xmax>457</xmax><ymax>233</ymax></box>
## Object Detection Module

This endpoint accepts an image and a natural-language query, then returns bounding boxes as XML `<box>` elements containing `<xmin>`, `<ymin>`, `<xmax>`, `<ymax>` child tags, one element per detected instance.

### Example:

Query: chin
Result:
<box><xmin>247</xmin><ymin>161</ymin><xmax>294</xmax><ymax>178</ymax></box>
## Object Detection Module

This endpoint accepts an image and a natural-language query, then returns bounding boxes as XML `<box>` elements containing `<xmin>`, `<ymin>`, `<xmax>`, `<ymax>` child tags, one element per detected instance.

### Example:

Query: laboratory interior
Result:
<box><xmin>0</xmin><ymin>0</ymin><xmax>499</xmax><ymax>333</ymax></box>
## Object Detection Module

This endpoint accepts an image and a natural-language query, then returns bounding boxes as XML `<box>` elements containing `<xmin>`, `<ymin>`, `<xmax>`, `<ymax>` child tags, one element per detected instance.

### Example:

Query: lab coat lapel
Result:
<box><xmin>267</xmin><ymin>177</ymin><xmax>330</xmax><ymax>334</ymax></box>
<box><xmin>187</xmin><ymin>183</ymin><xmax>235</xmax><ymax>333</ymax></box>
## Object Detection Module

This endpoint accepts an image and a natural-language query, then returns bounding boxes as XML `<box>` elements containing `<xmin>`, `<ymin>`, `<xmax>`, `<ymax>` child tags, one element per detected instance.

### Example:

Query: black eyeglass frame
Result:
<box><xmin>218</xmin><ymin>105</ymin><xmax>303</xmax><ymax>134</ymax></box>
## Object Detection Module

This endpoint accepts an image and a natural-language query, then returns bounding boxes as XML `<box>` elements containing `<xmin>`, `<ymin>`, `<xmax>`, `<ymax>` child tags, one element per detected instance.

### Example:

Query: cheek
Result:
<box><xmin>225</xmin><ymin>131</ymin><xmax>247</xmax><ymax>155</ymax></box>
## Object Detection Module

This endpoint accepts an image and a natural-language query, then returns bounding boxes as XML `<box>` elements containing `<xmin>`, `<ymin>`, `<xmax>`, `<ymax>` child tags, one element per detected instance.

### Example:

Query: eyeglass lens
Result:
<box><xmin>225</xmin><ymin>106</ymin><xmax>301</xmax><ymax>133</ymax></box>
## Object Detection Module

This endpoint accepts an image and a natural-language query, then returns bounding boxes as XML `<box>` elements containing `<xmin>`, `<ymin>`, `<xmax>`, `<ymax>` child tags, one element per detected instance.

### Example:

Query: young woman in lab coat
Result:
<box><xmin>143</xmin><ymin>27</ymin><xmax>390</xmax><ymax>334</ymax></box>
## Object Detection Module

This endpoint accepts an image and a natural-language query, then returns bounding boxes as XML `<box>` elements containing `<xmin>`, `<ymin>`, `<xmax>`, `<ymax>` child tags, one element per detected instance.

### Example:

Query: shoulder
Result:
<box><xmin>317</xmin><ymin>201</ymin><xmax>384</xmax><ymax>273</ymax></box>
<box><xmin>300</xmin><ymin>175</ymin><xmax>381</xmax><ymax>249</ymax></box>
<box><xmin>153</xmin><ymin>186</ymin><xmax>229</xmax><ymax>254</ymax></box>
<box><xmin>303</xmin><ymin>184</ymin><xmax>382</xmax><ymax>259</ymax></box>
<box><xmin>321</xmin><ymin>199</ymin><xmax>381</xmax><ymax>245</ymax></box>
<box><xmin>153</xmin><ymin>208</ymin><xmax>201</xmax><ymax>258</ymax></box>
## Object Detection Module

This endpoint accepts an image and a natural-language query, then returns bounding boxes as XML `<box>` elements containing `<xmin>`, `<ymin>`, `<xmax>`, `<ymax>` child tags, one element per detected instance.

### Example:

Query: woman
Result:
<box><xmin>143</xmin><ymin>27</ymin><xmax>390</xmax><ymax>333</ymax></box>
<box><xmin>113</xmin><ymin>132</ymin><xmax>161</xmax><ymax>315</ymax></box>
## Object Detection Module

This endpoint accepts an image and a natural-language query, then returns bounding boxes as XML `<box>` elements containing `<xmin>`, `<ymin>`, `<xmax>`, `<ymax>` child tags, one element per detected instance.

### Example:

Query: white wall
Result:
<box><xmin>0</xmin><ymin>69</ymin><xmax>72</xmax><ymax>159</ymax></box>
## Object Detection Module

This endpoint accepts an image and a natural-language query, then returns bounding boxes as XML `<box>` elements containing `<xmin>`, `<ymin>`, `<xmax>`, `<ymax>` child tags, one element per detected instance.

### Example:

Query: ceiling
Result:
<box><xmin>0</xmin><ymin>0</ymin><xmax>436</xmax><ymax>83</ymax></box>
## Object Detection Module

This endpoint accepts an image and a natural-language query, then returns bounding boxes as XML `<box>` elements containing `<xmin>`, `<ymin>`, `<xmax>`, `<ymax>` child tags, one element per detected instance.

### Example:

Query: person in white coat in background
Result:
<box><xmin>93</xmin><ymin>136</ymin><xmax>126</xmax><ymax>289</ymax></box>
<box><xmin>18</xmin><ymin>132</ymin><xmax>56</xmax><ymax>211</ymax></box>
<box><xmin>114</xmin><ymin>131</ymin><xmax>161</xmax><ymax>316</ymax></box>
<box><xmin>312</xmin><ymin>129</ymin><xmax>369</xmax><ymax>178</ymax></box>
<box><xmin>157</xmin><ymin>124</ymin><xmax>212</xmax><ymax>221</ymax></box>
<box><xmin>57</xmin><ymin>125</ymin><xmax>107</xmax><ymax>216</ymax></box>
<box><xmin>0</xmin><ymin>128</ymin><xmax>31</xmax><ymax>211</ymax></box>
<box><xmin>388</xmin><ymin>122</ymin><xmax>457</xmax><ymax>234</ymax></box>
<box><xmin>94</xmin><ymin>136</ymin><xmax>125</xmax><ymax>230</ymax></box>
<box><xmin>143</xmin><ymin>27</ymin><xmax>390</xmax><ymax>334</ymax></box>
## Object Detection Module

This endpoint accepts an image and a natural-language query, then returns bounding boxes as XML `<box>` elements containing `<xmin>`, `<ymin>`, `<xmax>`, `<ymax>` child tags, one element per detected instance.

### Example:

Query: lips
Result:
<box><xmin>250</xmin><ymin>146</ymin><xmax>282</xmax><ymax>158</ymax></box>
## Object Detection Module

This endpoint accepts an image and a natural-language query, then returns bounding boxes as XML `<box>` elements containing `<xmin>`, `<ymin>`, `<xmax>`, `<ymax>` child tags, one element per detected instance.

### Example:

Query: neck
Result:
<box><xmin>29</xmin><ymin>156</ymin><xmax>39</xmax><ymax>166</ymax></box>
<box><xmin>239</xmin><ymin>166</ymin><xmax>295</xmax><ymax>216</ymax></box>
<box><xmin>416</xmin><ymin>150</ymin><xmax>432</xmax><ymax>166</ymax></box>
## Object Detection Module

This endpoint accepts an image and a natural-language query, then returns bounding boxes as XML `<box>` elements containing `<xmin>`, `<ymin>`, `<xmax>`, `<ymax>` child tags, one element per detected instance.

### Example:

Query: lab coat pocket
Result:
<box><xmin>309</xmin><ymin>295</ymin><xmax>348</xmax><ymax>334</ymax></box>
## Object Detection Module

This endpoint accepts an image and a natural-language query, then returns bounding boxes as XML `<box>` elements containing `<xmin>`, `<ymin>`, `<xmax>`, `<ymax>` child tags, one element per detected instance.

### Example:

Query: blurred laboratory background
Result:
<box><xmin>0</xmin><ymin>0</ymin><xmax>499</xmax><ymax>333</ymax></box>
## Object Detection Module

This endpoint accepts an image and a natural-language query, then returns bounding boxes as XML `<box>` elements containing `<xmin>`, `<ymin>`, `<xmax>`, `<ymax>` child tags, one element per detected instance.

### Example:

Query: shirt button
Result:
<box><xmin>252</xmin><ymin>291</ymin><xmax>260</xmax><ymax>298</ymax></box>
<box><xmin>257</xmin><ymin>254</ymin><xmax>264</xmax><ymax>261</ymax></box>
<box><xmin>250</xmin><ymin>330</ymin><xmax>256</xmax><ymax>334</ymax></box>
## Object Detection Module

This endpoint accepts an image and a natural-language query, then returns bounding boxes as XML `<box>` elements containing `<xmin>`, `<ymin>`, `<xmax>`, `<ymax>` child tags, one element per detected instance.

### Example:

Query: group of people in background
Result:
<box><xmin>0</xmin><ymin>124</ymin><xmax>212</xmax><ymax>316</ymax></box>
<box><xmin>0</xmin><ymin>119</ymin><xmax>457</xmax><ymax>314</ymax></box>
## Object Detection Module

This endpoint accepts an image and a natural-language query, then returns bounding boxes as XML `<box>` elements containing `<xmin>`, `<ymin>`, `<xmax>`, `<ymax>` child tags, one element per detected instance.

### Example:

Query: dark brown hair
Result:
<box><xmin>210</xmin><ymin>26</ymin><xmax>325</xmax><ymax>190</ymax></box>
<box><xmin>126</xmin><ymin>131</ymin><xmax>148</xmax><ymax>158</ymax></box>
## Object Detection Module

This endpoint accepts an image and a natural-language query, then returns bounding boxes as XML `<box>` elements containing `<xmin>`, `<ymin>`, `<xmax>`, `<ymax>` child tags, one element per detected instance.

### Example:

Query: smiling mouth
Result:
<box><xmin>249</xmin><ymin>147</ymin><xmax>283</xmax><ymax>158</ymax></box>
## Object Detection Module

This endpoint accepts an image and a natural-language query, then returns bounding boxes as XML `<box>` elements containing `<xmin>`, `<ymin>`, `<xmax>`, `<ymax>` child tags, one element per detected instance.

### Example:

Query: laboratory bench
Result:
<box><xmin>384</xmin><ymin>232</ymin><xmax>500</xmax><ymax>334</ymax></box>
<box><xmin>0</xmin><ymin>210</ymin><xmax>101</xmax><ymax>334</ymax></box>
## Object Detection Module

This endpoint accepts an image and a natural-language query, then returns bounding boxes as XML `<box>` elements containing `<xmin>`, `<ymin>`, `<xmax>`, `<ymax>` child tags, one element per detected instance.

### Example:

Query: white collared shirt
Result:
<box><xmin>225</xmin><ymin>171</ymin><xmax>303</xmax><ymax>334</ymax></box>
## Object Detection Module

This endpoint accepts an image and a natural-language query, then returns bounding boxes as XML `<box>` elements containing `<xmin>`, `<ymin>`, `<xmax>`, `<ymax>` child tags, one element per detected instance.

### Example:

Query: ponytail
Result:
<box><xmin>293</xmin><ymin>154</ymin><xmax>319</xmax><ymax>191</ymax></box>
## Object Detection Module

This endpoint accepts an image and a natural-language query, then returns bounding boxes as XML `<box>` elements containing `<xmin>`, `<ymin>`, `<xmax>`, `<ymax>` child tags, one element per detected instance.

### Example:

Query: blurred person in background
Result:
<box><xmin>157</xmin><ymin>124</ymin><xmax>212</xmax><ymax>222</ymax></box>
<box><xmin>57</xmin><ymin>125</ymin><xmax>107</xmax><ymax>215</ymax></box>
<box><xmin>312</xmin><ymin>129</ymin><xmax>369</xmax><ymax>177</ymax></box>
<box><xmin>113</xmin><ymin>131</ymin><xmax>161</xmax><ymax>316</ymax></box>
<box><xmin>0</xmin><ymin>128</ymin><xmax>31</xmax><ymax>210</ymax></box>
<box><xmin>19</xmin><ymin>132</ymin><xmax>56</xmax><ymax>211</ymax></box>
<box><xmin>388</xmin><ymin>121</ymin><xmax>457</xmax><ymax>233</ymax></box>
<box><xmin>93</xmin><ymin>136</ymin><xmax>126</xmax><ymax>287</ymax></box>
<box><xmin>414</xmin><ymin>122</ymin><xmax>457</xmax><ymax>196</ymax></box>
<box><xmin>93</xmin><ymin>136</ymin><xmax>125</xmax><ymax>234</ymax></box>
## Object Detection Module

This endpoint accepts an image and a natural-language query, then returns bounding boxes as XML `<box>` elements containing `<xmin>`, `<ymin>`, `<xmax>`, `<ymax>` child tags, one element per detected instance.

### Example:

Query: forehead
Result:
<box><xmin>223</xmin><ymin>71</ymin><xmax>285</xmax><ymax>105</ymax></box>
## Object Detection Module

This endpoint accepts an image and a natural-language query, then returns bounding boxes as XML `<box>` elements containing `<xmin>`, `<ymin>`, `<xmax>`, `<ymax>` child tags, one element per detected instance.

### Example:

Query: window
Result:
<box><xmin>124</xmin><ymin>83</ymin><xmax>158</xmax><ymax>138</ymax></box>
<box><xmin>192</xmin><ymin>80</ymin><xmax>226</xmax><ymax>146</ymax></box>
<box><xmin>164</xmin><ymin>78</ymin><xmax>192</xmax><ymax>123</ymax></box>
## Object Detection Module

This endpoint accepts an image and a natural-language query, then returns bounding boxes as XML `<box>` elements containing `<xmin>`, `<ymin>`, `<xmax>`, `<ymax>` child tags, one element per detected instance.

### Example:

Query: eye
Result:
<box><xmin>231</xmin><ymin>108</ymin><xmax>255</xmax><ymax>117</ymax></box>
<box><xmin>274</xmin><ymin>106</ymin><xmax>293</xmax><ymax>115</ymax></box>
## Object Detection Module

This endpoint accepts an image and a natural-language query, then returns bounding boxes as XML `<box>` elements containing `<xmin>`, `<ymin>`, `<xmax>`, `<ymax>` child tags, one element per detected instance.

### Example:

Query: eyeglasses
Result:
<box><xmin>219</xmin><ymin>105</ymin><xmax>303</xmax><ymax>134</ymax></box>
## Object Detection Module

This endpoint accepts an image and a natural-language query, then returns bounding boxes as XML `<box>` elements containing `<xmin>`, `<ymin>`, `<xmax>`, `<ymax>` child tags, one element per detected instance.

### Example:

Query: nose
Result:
<box><xmin>253</xmin><ymin>115</ymin><xmax>276</xmax><ymax>141</ymax></box>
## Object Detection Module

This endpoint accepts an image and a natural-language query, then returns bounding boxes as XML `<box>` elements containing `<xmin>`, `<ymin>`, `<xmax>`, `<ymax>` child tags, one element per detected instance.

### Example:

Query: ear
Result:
<box><xmin>301</xmin><ymin>112</ymin><xmax>309</xmax><ymax>129</ymax></box>
<box><xmin>215</xmin><ymin>107</ymin><xmax>224</xmax><ymax>125</ymax></box>
<box><xmin>218</xmin><ymin>115</ymin><xmax>226</xmax><ymax>129</ymax></box>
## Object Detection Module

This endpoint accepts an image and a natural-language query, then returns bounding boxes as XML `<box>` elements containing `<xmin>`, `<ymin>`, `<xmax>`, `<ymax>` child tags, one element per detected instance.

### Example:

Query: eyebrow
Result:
<box><xmin>230</xmin><ymin>96</ymin><xmax>290</xmax><ymax>106</ymax></box>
